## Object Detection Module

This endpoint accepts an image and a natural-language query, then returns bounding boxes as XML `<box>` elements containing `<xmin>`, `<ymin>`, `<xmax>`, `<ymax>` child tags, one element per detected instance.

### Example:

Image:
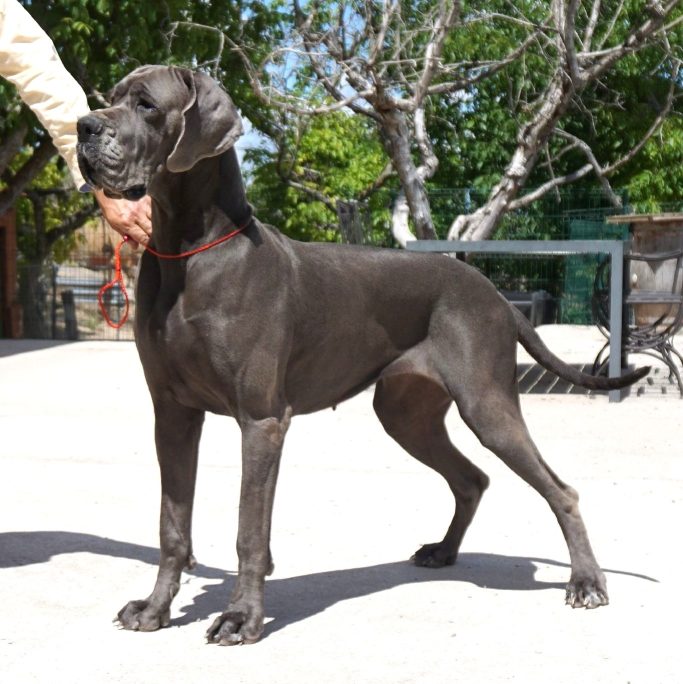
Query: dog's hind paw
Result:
<box><xmin>565</xmin><ymin>579</ymin><xmax>609</xmax><ymax>609</ymax></box>
<box><xmin>411</xmin><ymin>542</ymin><xmax>457</xmax><ymax>568</ymax></box>
<box><xmin>116</xmin><ymin>599</ymin><xmax>170</xmax><ymax>631</ymax></box>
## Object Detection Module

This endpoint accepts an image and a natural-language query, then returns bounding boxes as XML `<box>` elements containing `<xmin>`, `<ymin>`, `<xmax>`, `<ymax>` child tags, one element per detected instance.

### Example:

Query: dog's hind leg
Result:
<box><xmin>452</xmin><ymin>381</ymin><xmax>608</xmax><ymax>609</ymax></box>
<box><xmin>117</xmin><ymin>399</ymin><xmax>204</xmax><ymax>631</ymax></box>
<box><xmin>373</xmin><ymin>368</ymin><xmax>490</xmax><ymax>568</ymax></box>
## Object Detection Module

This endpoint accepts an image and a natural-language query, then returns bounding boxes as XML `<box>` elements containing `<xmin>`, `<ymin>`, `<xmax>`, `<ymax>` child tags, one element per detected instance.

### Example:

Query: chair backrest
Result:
<box><xmin>625</xmin><ymin>249</ymin><xmax>683</xmax><ymax>334</ymax></box>
<box><xmin>627</xmin><ymin>249</ymin><xmax>683</xmax><ymax>293</ymax></box>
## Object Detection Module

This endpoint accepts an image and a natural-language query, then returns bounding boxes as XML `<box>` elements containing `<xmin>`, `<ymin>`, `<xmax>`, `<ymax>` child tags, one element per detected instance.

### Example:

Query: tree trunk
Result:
<box><xmin>0</xmin><ymin>123</ymin><xmax>29</xmax><ymax>176</ymax></box>
<box><xmin>337</xmin><ymin>200</ymin><xmax>365</xmax><ymax>245</ymax></box>
<box><xmin>18</xmin><ymin>193</ymin><xmax>51</xmax><ymax>339</ymax></box>
<box><xmin>379</xmin><ymin>109</ymin><xmax>437</xmax><ymax>243</ymax></box>
<box><xmin>18</xmin><ymin>263</ymin><xmax>51</xmax><ymax>338</ymax></box>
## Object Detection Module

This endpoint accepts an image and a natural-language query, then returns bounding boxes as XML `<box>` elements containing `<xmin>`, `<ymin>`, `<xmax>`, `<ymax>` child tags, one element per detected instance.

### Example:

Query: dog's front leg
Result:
<box><xmin>207</xmin><ymin>414</ymin><xmax>290</xmax><ymax>645</ymax></box>
<box><xmin>117</xmin><ymin>399</ymin><xmax>204</xmax><ymax>631</ymax></box>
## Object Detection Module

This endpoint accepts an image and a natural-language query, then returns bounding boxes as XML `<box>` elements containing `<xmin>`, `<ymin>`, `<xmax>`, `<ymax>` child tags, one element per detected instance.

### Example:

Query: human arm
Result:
<box><xmin>0</xmin><ymin>0</ymin><xmax>152</xmax><ymax>242</ymax></box>
<box><xmin>0</xmin><ymin>0</ymin><xmax>89</xmax><ymax>188</ymax></box>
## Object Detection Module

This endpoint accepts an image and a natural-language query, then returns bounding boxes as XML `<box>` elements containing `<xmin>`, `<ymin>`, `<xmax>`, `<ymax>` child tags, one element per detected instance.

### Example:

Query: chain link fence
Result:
<box><xmin>427</xmin><ymin>189</ymin><xmax>636</xmax><ymax>324</ymax></box>
<box><xmin>18</xmin><ymin>246</ymin><xmax>139</xmax><ymax>341</ymax></box>
<box><xmin>12</xmin><ymin>191</ymin><xmax>683</xmax><ymax>339</ymax></box>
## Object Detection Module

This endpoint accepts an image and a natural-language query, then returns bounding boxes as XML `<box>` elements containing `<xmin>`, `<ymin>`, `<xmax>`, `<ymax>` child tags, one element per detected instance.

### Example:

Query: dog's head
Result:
<box><xmin>77</xmin><ymin>65</ymin><xmax>243</xmax><ymax>200</ymax></box>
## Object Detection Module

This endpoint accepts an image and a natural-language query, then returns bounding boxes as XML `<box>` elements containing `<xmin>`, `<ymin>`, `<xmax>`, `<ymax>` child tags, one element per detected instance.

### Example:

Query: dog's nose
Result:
<box><xmin>77</xmin><ymin>115</ymin><xmax>105</xmax><ymax>141</ymax></box>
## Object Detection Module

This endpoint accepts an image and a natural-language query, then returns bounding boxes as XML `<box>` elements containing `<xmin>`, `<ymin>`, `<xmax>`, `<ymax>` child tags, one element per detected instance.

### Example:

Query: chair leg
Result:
<box><xmin>592</xmin><ymin>341</ymin><xmax>611</xmax><ymax>376</ymax></box>
<box><xmin>660</xmin><ymin>343</ymin><xmax>683</xmax><ymax>396</ymax></box>
<box><xmin>666</xmin><ymin>341</ymin><xmax>683</xmax><ymax>367</ymax></box>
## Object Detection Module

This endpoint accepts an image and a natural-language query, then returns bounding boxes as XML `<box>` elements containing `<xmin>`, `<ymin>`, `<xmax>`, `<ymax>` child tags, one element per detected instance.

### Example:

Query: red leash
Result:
<box><xmin>98</xmin><ymin>224</ymin><xmax>248</xmax><ymax>329</ymax></box>
<box><xmin>98</xmin><ymin>236</ymin><xmax>131</xmax><ymax>329</ymax></box>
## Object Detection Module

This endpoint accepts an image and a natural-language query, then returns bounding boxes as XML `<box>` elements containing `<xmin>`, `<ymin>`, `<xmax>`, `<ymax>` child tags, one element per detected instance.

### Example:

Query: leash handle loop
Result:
<box><xmin>98</xmin><ymin>236</ymin><xmax>130</xmax><ymax>329</ymax></box>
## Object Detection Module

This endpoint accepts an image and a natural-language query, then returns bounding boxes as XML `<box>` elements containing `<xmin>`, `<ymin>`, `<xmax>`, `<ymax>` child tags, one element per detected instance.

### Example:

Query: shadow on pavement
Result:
<box><xmin>0</xmin><ymin>340</ymin><xmax>74</xmax><ymax>358</ymax></box>
<box><xmin>0</xmin><ymin>531</ymin><xmax>658</xmax><ymax>640</ymax></box>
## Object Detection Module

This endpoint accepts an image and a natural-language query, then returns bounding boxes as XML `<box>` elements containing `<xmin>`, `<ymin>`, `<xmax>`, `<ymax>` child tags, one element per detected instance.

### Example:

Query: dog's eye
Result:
<box><xmin>137</xmin><ymin>98</ymin><xmax>157</xmax><ymax>113</ymax></box>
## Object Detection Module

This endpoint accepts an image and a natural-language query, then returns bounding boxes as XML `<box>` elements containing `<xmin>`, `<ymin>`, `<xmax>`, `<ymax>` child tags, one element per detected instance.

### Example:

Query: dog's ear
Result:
<box><xmin>167</xmin><ymin>69</ymin><xmax>243</xmax><ymax>173</ymax></box>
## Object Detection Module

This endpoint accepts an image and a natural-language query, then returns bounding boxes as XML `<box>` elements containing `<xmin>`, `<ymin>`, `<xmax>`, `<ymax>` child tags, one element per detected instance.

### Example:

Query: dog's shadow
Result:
<box><xmin>183</xmin><ymin>553</ymin><xmax>566</xmax><ymax>638</ymax></box>
<box><xmin>0</xmin><ymin>531</ymin><xmax>657</xmax><ymax>639</ymax></box>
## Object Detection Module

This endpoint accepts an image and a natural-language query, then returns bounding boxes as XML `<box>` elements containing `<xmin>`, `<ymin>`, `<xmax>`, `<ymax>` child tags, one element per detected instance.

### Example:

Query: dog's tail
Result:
<box><xmin>513</xmin><ymin>306</ymin><xmax>650</xmax><ymax>390</ymax></box>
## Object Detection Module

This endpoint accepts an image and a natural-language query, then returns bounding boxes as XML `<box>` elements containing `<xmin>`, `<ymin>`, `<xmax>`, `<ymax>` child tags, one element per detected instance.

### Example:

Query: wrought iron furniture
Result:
<box><xmin>592</xmin><ymin>248</ymin><xmax>683</xmax><ymax>395</ymax></box>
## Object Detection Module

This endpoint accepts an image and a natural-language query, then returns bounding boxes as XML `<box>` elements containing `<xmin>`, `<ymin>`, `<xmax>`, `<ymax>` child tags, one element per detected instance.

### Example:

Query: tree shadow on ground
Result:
<box><xmin>0</xmin><ymin>531</ymin><xmax>658</xmax><ymax>639</ymax></box>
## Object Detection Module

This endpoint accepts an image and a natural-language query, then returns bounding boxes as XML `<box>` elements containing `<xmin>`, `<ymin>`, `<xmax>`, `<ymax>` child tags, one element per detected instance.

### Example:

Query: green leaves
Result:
<box><xmin>3</xmin><ymin>1</ymin><xmax>286</xmax><ymax>260</ymax></box>
<box><xmin>247</xmin><ymin>110</ymin><xmax>392</xmax><ymax>241</ymax></box>
<box><xmin>4</xmin><ymin>0</ymin><xmax>683</xmax><ymax>256</ymax></box>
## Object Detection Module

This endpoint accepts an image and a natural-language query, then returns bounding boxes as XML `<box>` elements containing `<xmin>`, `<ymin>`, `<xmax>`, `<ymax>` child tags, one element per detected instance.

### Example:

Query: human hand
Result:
<box><xmin>93</xmin><ymin>188</ymin><xmax>152</xmax><ymax>247</ymax></box>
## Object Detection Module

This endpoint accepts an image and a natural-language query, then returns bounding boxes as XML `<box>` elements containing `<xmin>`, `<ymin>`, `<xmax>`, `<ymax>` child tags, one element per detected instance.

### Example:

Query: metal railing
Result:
<box><xmin>408</xmin><ymin>239</ymin><xmax>626</xmax><ymax>402</ymax></box>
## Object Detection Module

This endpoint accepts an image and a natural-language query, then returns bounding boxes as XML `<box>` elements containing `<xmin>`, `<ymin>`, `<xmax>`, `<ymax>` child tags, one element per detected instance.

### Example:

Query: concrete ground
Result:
<box><xmin>0</xmin><ymin>330</ymin><xmax>681</xmax><ymax>683</ymax></box>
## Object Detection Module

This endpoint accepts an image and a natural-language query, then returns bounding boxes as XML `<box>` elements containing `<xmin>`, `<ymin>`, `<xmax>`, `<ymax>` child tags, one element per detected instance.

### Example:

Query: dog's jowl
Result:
<box><xmin>77</xmin><ymin>65</ymin><xmax>648</xmax><ymax>646</ymax></box>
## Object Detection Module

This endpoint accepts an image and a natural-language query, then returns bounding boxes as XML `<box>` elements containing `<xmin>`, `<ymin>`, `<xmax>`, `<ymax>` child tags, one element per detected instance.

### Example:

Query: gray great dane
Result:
<box><xmin>77</xmin><ymin>65</ymin><xmax>647</xmax><ymax>645</ymax></box>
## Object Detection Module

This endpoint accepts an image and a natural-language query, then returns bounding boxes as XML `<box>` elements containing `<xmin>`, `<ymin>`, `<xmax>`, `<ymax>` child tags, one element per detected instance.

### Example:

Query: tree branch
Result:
<box><xmin>286</xmin><ymin>179</ymin><xmax>338</xmax><ymax>212</ymax></box>
<box><xmin>427</xmin><ymin>27</ymin><xmax>545</xmax><ymax>96</ymax></box>
<box><xmin>0</xmin><ymin>140</ymin><xmax>56</xmax><ymax>217</ymax></box>
<box><xmin>508</xmin><ymin>64</ymin><xmax>678</xmax><ymax>212</ymax></box>
<box><xmin>581</xmin><ymin>0</ymin><xmax>679</xmax><ymax>85</ymax></box>
<box><xmin>45</xmin><ymin>202</ymin><xmax>100</xmax><ymax>248</ymax></box>
<box><xmin>0</xmin><ymin>122</ymin><xmax>28</xmax><ymax>177</ymax></box>
<box><xmin>412</xmin><ymin>1</ymin><xmax>461</xmax><ymax>104</ymax></box>
<box><xmin>358</xmin><ymin>161</ymin><xmax>394</xmax><ymax>200</ymax></box>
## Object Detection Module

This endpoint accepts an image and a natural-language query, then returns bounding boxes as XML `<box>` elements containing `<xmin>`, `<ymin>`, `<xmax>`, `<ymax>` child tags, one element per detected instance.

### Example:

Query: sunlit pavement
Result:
<box><xmin>1</xmin><ymin>335</ymin><xmax>681</xmax><ymax>683</ymax></box>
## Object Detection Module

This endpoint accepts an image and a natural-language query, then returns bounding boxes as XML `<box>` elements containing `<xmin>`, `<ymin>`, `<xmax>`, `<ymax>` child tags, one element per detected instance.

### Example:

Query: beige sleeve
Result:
<box><xmin>0</xmin><ymin>0</ymin><xmax>90</xmax><ymax>189</ymax></box>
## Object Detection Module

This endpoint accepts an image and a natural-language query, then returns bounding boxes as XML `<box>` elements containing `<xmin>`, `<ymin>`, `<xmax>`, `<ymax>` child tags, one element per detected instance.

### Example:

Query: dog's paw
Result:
<box><xmin>206</xmin><ymin>609</ymin><xmax>263</xmax><ymax>646</ymax></box>
<box><xmin>116</xmin><ymin>599</ymin><xmax>170</xmax><ymax>631</ymax></box>
<box><xmin>411</xmin><ymin>542</ymin><xmax>457</xmax><ymax>568</ymax></box>
<box><xmin>565</xmin><ymin>577</ymin><xmax>609</xmax><ymax>609</ymax></box>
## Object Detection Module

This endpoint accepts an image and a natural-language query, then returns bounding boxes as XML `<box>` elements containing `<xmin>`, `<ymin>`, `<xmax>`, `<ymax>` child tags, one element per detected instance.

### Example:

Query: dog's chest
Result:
<box><xmin>137</xmin><ymin>302</ymin><xmax>243</xmax><ymax>416</ymax></box>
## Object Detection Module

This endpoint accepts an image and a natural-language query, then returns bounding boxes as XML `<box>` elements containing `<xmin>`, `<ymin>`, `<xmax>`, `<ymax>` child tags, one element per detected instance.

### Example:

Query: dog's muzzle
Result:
<box><xmin>76</xmin><ymin>115</ymin><xmax>146</xmax><ymax>200</ymax></box>
<box><xmin>76</xmin><ymin>114</ymin><xmax>109</xmax><ymax>188</ymax></box>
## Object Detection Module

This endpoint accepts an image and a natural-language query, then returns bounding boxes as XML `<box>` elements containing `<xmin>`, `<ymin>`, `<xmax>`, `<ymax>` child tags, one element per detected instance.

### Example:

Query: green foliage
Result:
<box><xmin>26</xmin><ymin>1</ymin><xmax>181</xmax><ymax>96</ymax></box>
<box><xmin>429</xmin><ymin>0</ymin><xmax>683</xmax><ymax>205</ymax></box>
<box><xmin>23</xmin><ymin>2</ymin><xmax>284</xmax><ymax>103</ymax></box>
<box><xmin>626</xmin><ymin>120</ymin><xmax>683</xmax><ymax>210</ymax></box>
<box><xmin>246</xmin><ymin>111</ymin><xmax>393</xmax><ymax>241</ymax></box>
<box><xmin>13</xmin><ymin>154</ymin><xmax>93</xmax><ymax>264</ymax></box>
<box><xmin>4</xmin><ymin>0</ymin><xmax>682</xmax><ymax>257</ymax></box>
<box><xmin>3</xmin><ymin>1</ymin><xmax>284</xmax><ymax>260</ymax></box>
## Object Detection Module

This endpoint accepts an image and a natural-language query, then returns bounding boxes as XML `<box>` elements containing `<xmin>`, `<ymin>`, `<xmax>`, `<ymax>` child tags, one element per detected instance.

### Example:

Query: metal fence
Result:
<box><xmin>426</xmin><ymin>194</ymin><xmax>683</xmax><ymax>322</ymax></box>
<box><xmin>14</xmin><ymin>223</ymin><xmax>612</xmax><ymax>340</ymax></box>
<box><xmin>18</xmin><ymin>247</ymin><xmax>139</xmax><ymax>341</ymax></box>
<box><xmin>16</xmin><ymin>239</ymin><xmax>609</xmax><ymax>340</ymax></box>
<box><xmin>15</xmin><ymin>191</ymin><xmax>681</xmax><ymax>340</ymax></box>
<box><xmin>423</xmin><ymin>191</ymin><xmax>626</xmax><ymax>323</ymax></box>
<box><xmin>463</xmin><ymin>218</ymin><xmax>630</xmax><ymax>324</ymax></box>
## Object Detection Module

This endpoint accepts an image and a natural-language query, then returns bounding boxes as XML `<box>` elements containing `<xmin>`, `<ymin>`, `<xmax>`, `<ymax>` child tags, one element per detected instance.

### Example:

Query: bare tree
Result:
<box><xmin>232</xmin><ymin>1</ymin><xmax>468</xmax><ymax>241</ymax></box>
<box><xmin>230</xmin><ymin>0</ymin><xmax>682</xmax><ymax>244</ymax></box>
<box><xmin>449</xmin><ymin>0</ymin><xmax>682</xmax><ymax>240</ymax></box>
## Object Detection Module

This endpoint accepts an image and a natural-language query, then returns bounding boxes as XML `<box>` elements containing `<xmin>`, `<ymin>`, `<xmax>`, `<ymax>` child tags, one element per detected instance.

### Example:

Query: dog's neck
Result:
<box><xmin>147</xmin><ymin>148</ymin><xmax>253</xmax><ymax>256</ymax></box>
<box><xmin>215</xmin><ymin>149</ymin><xmax>252</xmax><ymax>227</ymax></box>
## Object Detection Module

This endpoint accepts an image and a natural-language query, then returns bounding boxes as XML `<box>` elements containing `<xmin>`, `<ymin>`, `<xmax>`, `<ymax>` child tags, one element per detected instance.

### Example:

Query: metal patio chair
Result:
<box><xmin>592</xmin><ymin>248</ymin><xmax>683</xmax><ymax>395</ymax></box>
